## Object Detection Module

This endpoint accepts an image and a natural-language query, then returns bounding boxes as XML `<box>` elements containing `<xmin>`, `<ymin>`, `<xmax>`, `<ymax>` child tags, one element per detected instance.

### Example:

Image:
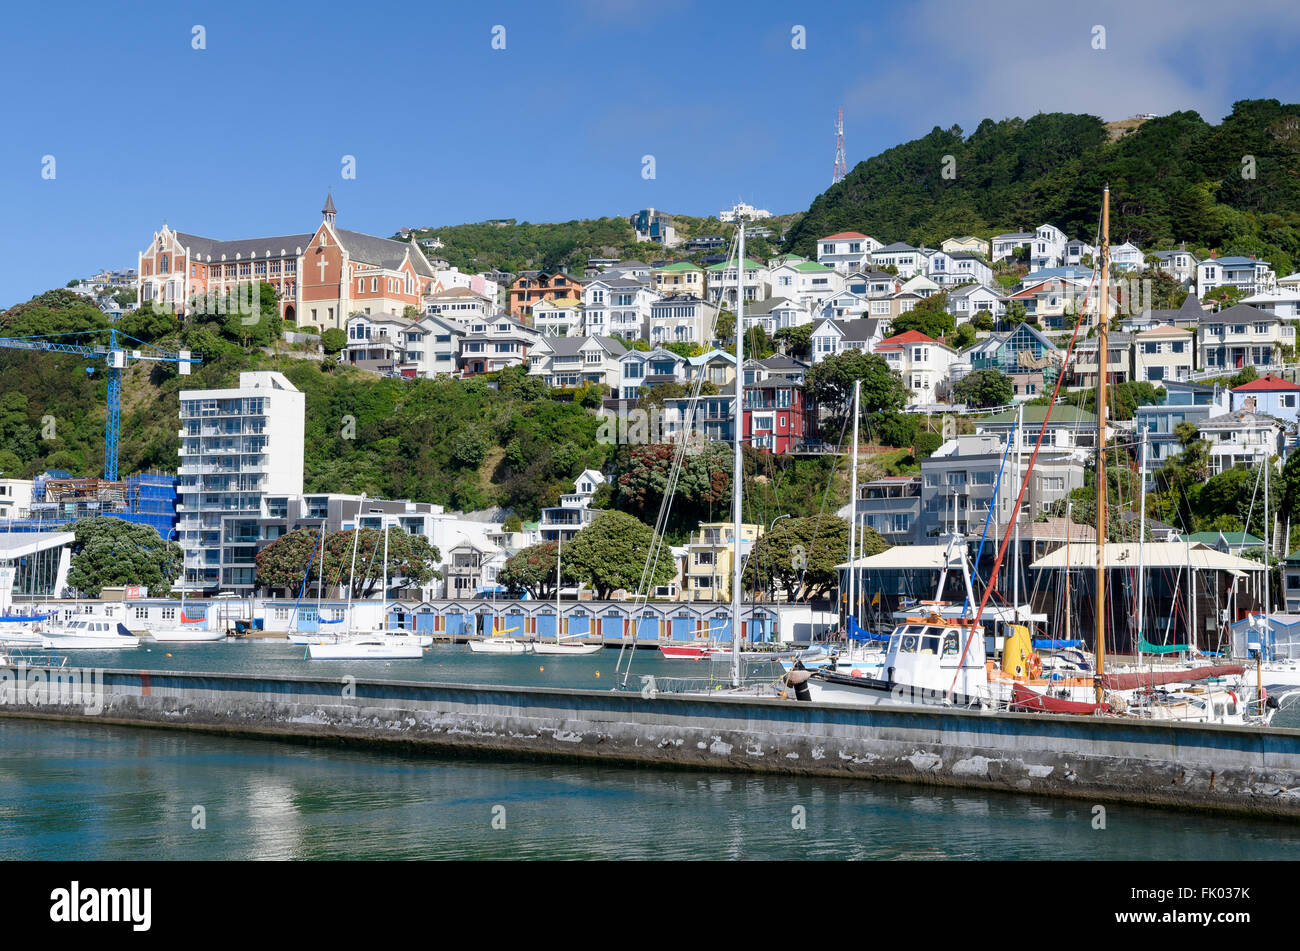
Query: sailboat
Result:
<box><xmin>308</xmin><ymin>518</ymin><xmax>424</xmax><ymax>660</ymax></box>
<box><xmin>532</xmin><ymin>533</ymin><xmax>602</xmax><ymax>655</ymax></box>
<box><xmin>467</xmin><ymin>622</ymin><xmax>527</xmax><ymax>653</ymax></box>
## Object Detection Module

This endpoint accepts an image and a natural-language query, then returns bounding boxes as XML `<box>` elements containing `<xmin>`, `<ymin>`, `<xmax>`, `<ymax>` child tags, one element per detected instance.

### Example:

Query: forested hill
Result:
<box><xmin>783</xmin><ymin>100</ymin><xmax>1300</xmax><ymax>274</ymax></box>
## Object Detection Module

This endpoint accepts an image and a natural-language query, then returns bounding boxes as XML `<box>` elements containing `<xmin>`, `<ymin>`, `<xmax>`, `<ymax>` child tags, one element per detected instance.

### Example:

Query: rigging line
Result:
<box><xmin>963</xmin><ymin>413</ymin><xmax>1017</xmax><ymax>615</ymax></box>
<box><xmin>617</xmin><ymin>228</ymin><xmax>742</xmax><ymax>683</ymax></box>
<box><xmin>946</xmin><ymin>256</ymin><xmax>1102</xmax><ymax>700</ymax></box>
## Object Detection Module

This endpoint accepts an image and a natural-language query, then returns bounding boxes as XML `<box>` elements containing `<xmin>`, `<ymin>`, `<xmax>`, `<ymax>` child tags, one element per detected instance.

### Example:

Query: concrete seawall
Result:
<box><xmin>4</xmin><ymin>667</ymin><xmax>1300</xmax><ymax>817</ymax></box>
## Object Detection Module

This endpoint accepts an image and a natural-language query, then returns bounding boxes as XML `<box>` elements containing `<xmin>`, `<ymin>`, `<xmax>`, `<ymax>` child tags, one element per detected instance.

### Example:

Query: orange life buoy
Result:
<box><xmin>850</xmin><ymin>669</ymin><xmax>863</xmax><ymax>678</ymax></box>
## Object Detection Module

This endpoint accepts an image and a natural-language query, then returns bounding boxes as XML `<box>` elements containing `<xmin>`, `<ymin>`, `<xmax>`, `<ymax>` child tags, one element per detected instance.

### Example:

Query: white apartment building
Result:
<box><xmin>177</xmin><ymin>371</ymin><xmax>305</xmax><ymax>592</ymax></box>
<box><xmin>0</xmin><ymin>478</ymin><xmax>33</xmax><ymax>520</ymax></box>
<box><xmin>928</xmin><ymin>251</ymin><xmax>993</xmax><ymax>287</ymax></box>
<box><xmin>1242</xmin><ymin>287</ymin><xmax>1300</xmax><ymax>319</ymax></box>
<box><xmin>1029</xmin><ymin>224</ymin><xmax>1067</xmax><ymax>272</ymax></box>
<box><xmin>539</xmin><ymin>470</ymin><xmax>605</xmax><ymax>542</ymax></box>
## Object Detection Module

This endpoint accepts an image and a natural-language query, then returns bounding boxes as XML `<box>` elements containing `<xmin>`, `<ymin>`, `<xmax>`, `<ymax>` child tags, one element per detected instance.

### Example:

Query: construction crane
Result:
<box><xmin>0</xmin><ymin>327</ymin><xmax>199</xmax><ymax>481</ymax></box>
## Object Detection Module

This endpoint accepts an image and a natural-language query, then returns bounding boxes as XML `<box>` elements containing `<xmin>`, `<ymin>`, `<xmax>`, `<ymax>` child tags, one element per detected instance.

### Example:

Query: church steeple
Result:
<box><xmin>322</xmin><ymin>192</ymin><xmax>337</xmax><ymax>226</ymax></box>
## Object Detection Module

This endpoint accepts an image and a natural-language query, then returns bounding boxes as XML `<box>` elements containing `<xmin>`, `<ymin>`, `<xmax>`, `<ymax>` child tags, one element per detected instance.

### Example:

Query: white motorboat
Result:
<box><xmin>148</xmin><ymin>627</ymin><xmax>228</xmax><ymax>642</ymax></box>
<box><xmin>307</xmin><ymin>636</ymin><xmax>424</xmax><ymax>660</ymax></box>
<box><xmin>43</xmin><ymin>615</ymin><xmax>141</xmax><ymax>650</ymax></box>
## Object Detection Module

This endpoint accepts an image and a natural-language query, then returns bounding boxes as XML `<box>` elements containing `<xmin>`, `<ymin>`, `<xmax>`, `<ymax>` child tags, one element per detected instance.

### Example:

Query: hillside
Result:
<box><xmin>406</xmin><ymin>211</ymin><xmax>801</xmax><ymax>276</ymax></box>
<box><xmin>783</xmin><ymin>99</ymin><xmax>1300</xmax><ymax>275</ymax></box>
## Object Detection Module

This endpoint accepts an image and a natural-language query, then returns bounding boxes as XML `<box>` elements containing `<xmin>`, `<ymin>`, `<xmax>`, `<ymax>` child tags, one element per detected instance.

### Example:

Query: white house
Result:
<box><xmin>1197</xmin><ymin>303</ymin><xmax>1295</xmax><ymax>373</ymax></box>
<box><xmin>1242</xmin><ymin>287</ymin><xmax>1300</xmax><ymax>319</ymax></box>
<box><xmin>1151</xmin><ymin>249</ymin><xmax>1199</xmax><ymax>284</ymax></box>
<box><xmin>527</xmin><ymin>335</ymin><xmax>626</xmax><ymax>389</ymax></box>
<box><xmin>947</xmin><ymin>283</ymin><xmax>1005</xmax><ymax>320</ymax></box>
<box><xmin>870</xmin><ymin>242</ymin><xmax>929</xmax><ymax>278</ymax></box>
<box><xmin>1029</xmin><ymin>224</ymin><xmax>1068</xmax><ymax>272</ymax></box>
<box><xmin>809</xmin><ymin>316</ymin><xmax>892</xmax><ymax>363</ymax></box>
<box><xmin>531</xmin><ymin>296</ymin><xmax>584</xmax><ymax>337</ymax></box>
<box><xmin>458</xmin><ymin>315</ymin><xmax>541</xmax><ymax>375</ymax></box>
<box><xmin>583</xmin><ymin>278</ymin><xmax>658</xmax><ymax>340</ymax></box>
<box><xmin>992</xmin><ymin>232</ymin><xmax>1034</xmax><ymax>262</ymax></box>
<box><xmin>704</xmin><ymin>257</ymin><xmax>770</xmax><ymax>307</ymax></box>
<box><xmin>1197</xmin><ymin>256</ymin><xmax>1276</xmax><ymax>299</ymax></box>
<box><xmin>873</xmin><ymin>330</ymin><xmax>958</xmax><ymax>406</ymax></box>
<box><xmin>423</xmin><ymin>285</ymin><xmax>495</xmax><ymax>323</ymax></box>
<box><xmin>1110</xmin><ymin>242</ymin><xmax>1145</xmax><ymax>271</ymax></box>
<box><xmin>745</xmin><ymin>297</ymin><xmax>812</xmax><ymax>335</ymax></box>
<box><xmin>1198</xmin><ymin>411</ymin><xmax>1284</xmax><ymax>474</ymax></box>
<box><xmin>817</xmin><ymin>232</ymin><xmax>881</xmax><ymax>273</ymax></box>
<box><xmin>769</xmin><ymin>261</ymin><xmax>845</xmax><ymax>312</ymax></box>
<box><xmin>539</xmin><ymin>470</ymin><xmax>606</xmax><ymax>543</ymax></box>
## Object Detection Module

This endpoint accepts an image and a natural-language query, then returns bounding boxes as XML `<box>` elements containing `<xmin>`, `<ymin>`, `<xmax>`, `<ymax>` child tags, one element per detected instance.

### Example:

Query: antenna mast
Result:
<box><xmin>833</xmin><ymin>108</ymin><xmax>847</xmax><ymax>184</ymax></box>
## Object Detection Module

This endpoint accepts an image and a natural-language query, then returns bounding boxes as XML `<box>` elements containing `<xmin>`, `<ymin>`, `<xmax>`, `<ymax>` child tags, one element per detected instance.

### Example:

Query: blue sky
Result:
<box><xmin>2</xmin><ymin>0</ymin><xmax>1298</xmax><ymax>306</ymax></box>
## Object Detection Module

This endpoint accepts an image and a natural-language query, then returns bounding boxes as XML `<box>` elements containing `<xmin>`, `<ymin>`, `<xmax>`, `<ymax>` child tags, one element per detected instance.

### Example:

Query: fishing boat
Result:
<box><xmin>42</xmin><ymin>614</ymin><xmax>141</xmax><ymax>650</ymax></box>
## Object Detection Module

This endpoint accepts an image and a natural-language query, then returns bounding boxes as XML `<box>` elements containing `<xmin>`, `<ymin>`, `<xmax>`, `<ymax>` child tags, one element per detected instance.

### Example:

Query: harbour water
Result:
<box><xmin>5</xmin><ymin>641</ymin><xmax>1299</xmax><ymax>860</ymax></box>
<box><xmin>4</xmin><ymin>717</ymin><xmax>1300</xmax><ymax>861</ymax></box>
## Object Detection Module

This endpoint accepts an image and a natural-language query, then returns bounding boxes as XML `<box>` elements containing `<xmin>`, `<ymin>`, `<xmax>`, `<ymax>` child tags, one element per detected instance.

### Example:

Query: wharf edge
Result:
<box><xmin>3</xmin><ymin>667</ymin><xmax>1299</xmax><ymax>818</ymax></box>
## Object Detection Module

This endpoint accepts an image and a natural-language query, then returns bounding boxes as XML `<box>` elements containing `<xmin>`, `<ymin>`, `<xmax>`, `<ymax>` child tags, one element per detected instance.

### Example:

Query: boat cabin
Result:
<box><xmin>883</xmin><ymin>616</ymin><xmax>988</xmax><ymax>703</ymax></box>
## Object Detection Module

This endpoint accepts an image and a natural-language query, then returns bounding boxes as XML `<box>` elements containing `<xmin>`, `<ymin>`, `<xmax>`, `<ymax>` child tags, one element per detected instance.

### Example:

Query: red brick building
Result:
<box><xmin>137</xmin><ymin>195</ymin><xmax>437</xmax><ymax>330</ymax></box>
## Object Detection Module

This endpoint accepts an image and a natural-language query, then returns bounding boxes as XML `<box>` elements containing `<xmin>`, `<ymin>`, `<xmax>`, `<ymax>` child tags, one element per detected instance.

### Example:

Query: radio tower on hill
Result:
<box><xmin>833</xmin><ymin>107</ymin><xmax>847</xmax><ymax>184</ymax></box>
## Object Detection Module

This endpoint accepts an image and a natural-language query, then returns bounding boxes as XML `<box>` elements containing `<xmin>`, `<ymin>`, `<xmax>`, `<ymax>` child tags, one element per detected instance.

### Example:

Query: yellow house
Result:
<box><xmin>653</xmin><ymin>261</ymin><xmax>706</xmax><ymax>298</ymax></box>
<box><xmin>940</xmin><ymin>235</ymin><xmax>990</xmax><ymax>257</ymax></box>
<box><xmin>682</xmin><ymin>522</ymin><xmax>763</xmax><ymax>602</ymax></box>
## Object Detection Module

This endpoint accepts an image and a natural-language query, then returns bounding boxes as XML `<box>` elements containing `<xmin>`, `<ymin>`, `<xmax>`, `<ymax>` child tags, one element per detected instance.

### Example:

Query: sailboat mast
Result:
<box><xmin>848</xmin><ymin>380</ymin><xmax>861</xmax><ymax>632</ymax></box>
<box><xmin>344</xmin><ymin>493</ymin><xmax>366</xmax><ymax>637</ymax></box>
<box><xmin>1264</xmin><ymin>455</ymin><xmax>1271</xmax><ymax>622</ymax></box>
<box><xmin>556</xmin><ymin>532</ymin><xmax>563</xmax><ymax>643</ymax></box>
<box><xmin>381</xmin><ymin>522</ymin><xmax>389</xmax><ymax>631</ymax></box>
<box><xmin>730</xmin><ymin>218</ymin><xmax>746</xmax><ymax>688</ymax></box>
<box><xmin>1064</xmin><ymin>500</ymin><xmax>1072</xmax><ymax>645</ymax></box>
<box><xmin>1137</xmin><ymin>427</ymin><xmax>1147</xmax><ymax>663</ymax></box>
<box><xmin>1095</xmin><ymin>186</ymin><xmax>1110</xmax><ymax>706</ymax></box>
<box><xmin>1014</xmin><ymin>402</ymin><xmax>1023</xmax><ymax>619</ymax></box>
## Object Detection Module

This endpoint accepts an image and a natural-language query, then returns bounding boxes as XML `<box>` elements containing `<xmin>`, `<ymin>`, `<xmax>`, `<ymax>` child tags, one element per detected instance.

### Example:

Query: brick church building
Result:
<box><xmin>137</xmin><ymin>195</ymin><xmax>437</xmax><ymax>330</ymax></box>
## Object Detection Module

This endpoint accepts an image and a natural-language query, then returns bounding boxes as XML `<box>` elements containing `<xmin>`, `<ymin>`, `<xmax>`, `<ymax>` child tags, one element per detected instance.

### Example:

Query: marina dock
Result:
<box><xmin>4</xmin><ymin>667</ymin><xmax>1299</xmax><ymax>818</ymax></box>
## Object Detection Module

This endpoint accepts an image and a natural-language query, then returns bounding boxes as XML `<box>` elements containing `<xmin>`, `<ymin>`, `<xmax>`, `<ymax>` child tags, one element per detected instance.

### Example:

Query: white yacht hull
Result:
<box><xmin>43</xmin><ymin>633</ymin><xmax>141</xmax><ymax>650</ymax></box>
<box><xmin>307</xmin><ymin>638</ymin><xmax>424</xmax><ymax>660</ymax></box>
<box><xmin>149</xmin><ymin>628</ymin><xmax>228</xmax><ymax>643</ymax></box>
<box><xmin>467</xmin><ymin>638</ymin><xmax>527</xmax><ymax>654</ymax></box>
<box><xmin>530</xmin><ymin>641</ymin><xmax>603</xmax><ymax>655</ymax></box>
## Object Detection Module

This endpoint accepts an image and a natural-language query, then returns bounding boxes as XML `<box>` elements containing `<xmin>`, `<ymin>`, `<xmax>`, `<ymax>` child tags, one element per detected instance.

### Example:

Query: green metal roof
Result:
<box><xmin>1186</xmin><ymin>531</ymin><xmax>1264</xmax><ymax>547</ymax></box>
<box><xmin>981</xmin><ymin>404</ymin><xmax>1098</xmax><ymax>424</ymax></box>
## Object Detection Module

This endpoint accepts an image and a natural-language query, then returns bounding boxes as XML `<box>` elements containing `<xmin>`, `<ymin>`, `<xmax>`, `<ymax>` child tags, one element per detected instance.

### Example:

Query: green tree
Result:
<box><xmin>774</xmin><ymin>324</ymin><xmax>813</xmax><ymax>360</ymax></box>
<box><xmin>255</xmin><ymin>528</ymin><xmax>324</xmax><ymax>593</ymax></box>
<box><xmin>65</xmin><ymin>516</ymin><xmax>182</xmax><ymax>597</ymax></box>
<box><xmin>952</xmin><ymin>368</ymin><xmax>1013</xmax><ymax>408</ymax></box>
<box><xmin>497</xmin><ymin>540</ymin><xmax>567</xmax><ymax>599</ymax></box>
<box><xmin>953</xmin><ymin>322</ymin><xmax>977</xmax><ymax>349</ymax></box>
<box><xmin>563</xmin><ymin>510</ymin><xmax>674</xmax><ymax>598</ymax></box>
<box><xmin>890</xmin><ymin>293</ymin><xmax>954</xmax><ymax>341</ymax></box>
<box><xmin>744</xmin><ymin>516</ymin><xmax>860</xmax><ymax>601</ymax></box>
<box><xmin>321</xmin><ymin>328</ymin><xmax>347</xmax><ymax>354</ymax></box>
<box><xmin>805</xmin><ymin>350</ymin><xmax>907</xmax><ymax>423</ymax></box>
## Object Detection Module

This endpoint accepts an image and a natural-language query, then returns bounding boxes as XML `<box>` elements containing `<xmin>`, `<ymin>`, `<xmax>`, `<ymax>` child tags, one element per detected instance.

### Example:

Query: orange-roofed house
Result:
<box><xmin>817</xmin><ymin>232</ymin><xmax>882</xmax><ymax>273</ymax></box>
<box><xmin>873</xmin><ymin>330</ymin><xmax>958</xmax><ymax>406</ymax></box>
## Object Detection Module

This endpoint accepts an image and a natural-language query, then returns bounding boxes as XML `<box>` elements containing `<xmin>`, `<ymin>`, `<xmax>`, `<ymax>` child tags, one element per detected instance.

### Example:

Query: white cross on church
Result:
<box><xmin>317</xmin><ymin>256</ymin><xmax>328</xmax><ymax>282</ymax></box>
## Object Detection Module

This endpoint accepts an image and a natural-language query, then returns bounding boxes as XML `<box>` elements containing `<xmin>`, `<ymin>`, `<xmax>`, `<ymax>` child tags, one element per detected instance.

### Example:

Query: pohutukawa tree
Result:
<box><xmin>562</xmin><ymin>511</ymin><xmax>675</xmax><ymax>600</ymax></box>
<box><xmin>65</xmin><ymin>516</ymin><xmax>183</xmax><ymax>597</ymax></box>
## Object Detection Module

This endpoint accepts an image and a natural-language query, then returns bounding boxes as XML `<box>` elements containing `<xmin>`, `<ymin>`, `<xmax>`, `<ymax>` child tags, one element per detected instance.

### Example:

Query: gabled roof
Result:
<box><xmin>821</xmin><ymin>231</ymin><xmax>869</xmax><ymax>240</ymax></box>
<box><xmin>1136</xmin><ymin>323</ymin><xmax>1192</xmax><ymax>336</ymax></box>
<box><xmin>1185</xmin><ymin>531</ymin><xmax>1264</xmax><ymax>547</ymax></box>
<box><xmin>656</xmin><ymin>261</ymin><xmax>703</xmax><ymax>272</ymax></box>
<box><xmin>1200</xmin><ymin>303</ymin><xmax>1275</xmax><ymax>324</ymax></box>
<box><xmin>1200</xmin><ymin>409</ymin><xmax>1283</xmax><ymax>428</ymax></box>
<box><xmin>875</xmin><ymin>241</ymin><xmax>919</xmax><ymax>253</ymax></box>
<box><xmin>336</xmin><ymin>229</ymin><xmax>436</xmax><ymax>277</ymax></box>
<box><xmin>947</xmin><ymin>282</ymin><xmax>1002</xmax><ymax>299</ymax></box>
<box><xmin>875</xmin><ymin>330</ymin><xmax>941</xmax><ymax>349</ymax></box>
<box><xmin>176</xmin><ymin>231</ymin><xmax>315</xmax><ymax>261</ymax></box>
<box><xmin>1232</xmin><ymin>373</ymin><xmax>1300</xmax><ymax>392</ymax></box>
